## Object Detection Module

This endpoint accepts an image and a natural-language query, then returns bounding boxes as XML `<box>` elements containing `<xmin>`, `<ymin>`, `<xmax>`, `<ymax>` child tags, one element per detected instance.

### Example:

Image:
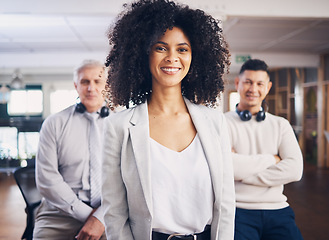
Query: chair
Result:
<box><xmin>14</xmin><ymin>165</ymin><xmax>42</xmax><ymax>240</ymax></box>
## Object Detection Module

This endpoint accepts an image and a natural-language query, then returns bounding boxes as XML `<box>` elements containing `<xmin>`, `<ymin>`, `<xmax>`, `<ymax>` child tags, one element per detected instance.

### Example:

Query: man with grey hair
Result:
<box><xmin>34</xmin><ymin>59</ymin><xmax>109</xmax><ymax>240</ymax></box>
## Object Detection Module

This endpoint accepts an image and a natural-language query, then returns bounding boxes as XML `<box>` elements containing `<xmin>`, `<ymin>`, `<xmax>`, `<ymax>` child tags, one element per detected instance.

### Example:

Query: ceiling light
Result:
<box><xmin>10</xmin><ymin>69</ymin><xmax>25</xmax><ymax>89</ymax></box>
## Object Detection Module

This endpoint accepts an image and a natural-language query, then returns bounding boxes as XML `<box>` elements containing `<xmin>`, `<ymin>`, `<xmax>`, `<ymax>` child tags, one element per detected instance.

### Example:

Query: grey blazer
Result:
<box><xmin>101</xmin><ymin>98</ymin><xmax>235</xmax><ymax>240</ymax></box>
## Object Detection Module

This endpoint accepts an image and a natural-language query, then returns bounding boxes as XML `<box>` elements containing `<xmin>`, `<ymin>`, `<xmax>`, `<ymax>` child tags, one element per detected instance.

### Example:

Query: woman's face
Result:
<box><xmin>149</xmin><ymin>27</ymin><xmax>192</xmax><ymax>90</ymax></box>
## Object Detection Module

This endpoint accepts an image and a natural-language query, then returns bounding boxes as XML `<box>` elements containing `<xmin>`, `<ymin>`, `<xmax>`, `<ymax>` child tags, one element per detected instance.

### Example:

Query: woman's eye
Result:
<box><xmin>155</xmin><ymin>46</ymin><xmax>166</xmax><ymax>51</ymax></box>
<box><xmin>178</xmin><ymin>48</ymin><xmax>188</xmax><ymax>52</ymax></box>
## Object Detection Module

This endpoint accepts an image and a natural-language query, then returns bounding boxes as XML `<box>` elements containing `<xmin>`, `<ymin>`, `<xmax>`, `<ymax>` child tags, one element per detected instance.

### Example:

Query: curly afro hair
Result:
<box><xmin>105</xmin><ymin>0</ymin><xmax>230</xmax><ymax>108</ymax></box>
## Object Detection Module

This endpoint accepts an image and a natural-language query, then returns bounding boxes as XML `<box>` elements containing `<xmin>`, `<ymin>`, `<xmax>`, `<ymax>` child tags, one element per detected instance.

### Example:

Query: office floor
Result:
<box><xmin>0</xmin><ymin>162</ymin><xmax>328</xmax><ymax>240</ymax></box>
<box><xmin>284</xmin><ymin>162</ymin><xmax>329</xmax><ymax>240</ymax></box>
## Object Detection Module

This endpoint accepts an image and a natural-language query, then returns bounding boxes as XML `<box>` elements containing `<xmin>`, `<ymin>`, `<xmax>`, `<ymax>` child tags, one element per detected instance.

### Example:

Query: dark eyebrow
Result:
<box><xmin>155</xmin><ymin>41</ymin><xmax>167</xmax><ymax>45</ymax></box>
<box><xmin>155</xmin><ymin>41</ymin><xmax>190</xmax><ymax>47</ymax></box>
<box><xmin>178</xmin><ymin>43</ymin><xmax>190</xmax><ymax>47</ymax></box>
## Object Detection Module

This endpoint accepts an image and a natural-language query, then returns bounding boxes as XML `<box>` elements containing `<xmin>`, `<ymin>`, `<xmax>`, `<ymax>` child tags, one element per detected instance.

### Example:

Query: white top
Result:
<box><xmin>36</xmin><ymin>105</ymin><xmax>107</xmax><ymax>223</ymax></box>
<box><xmin>150</xmin><ymin>134</ymin><xmax>213</xmax><ymax>235</ymax></box>
<box><xmin>224</xmin><ymin>111</ymin><xmax>303</xmax><ymax>210</ymax></box>
<box><xmin>101</xmin><ymin>99</ymin><xmax>236</xmax><ymax>240</ymax></box>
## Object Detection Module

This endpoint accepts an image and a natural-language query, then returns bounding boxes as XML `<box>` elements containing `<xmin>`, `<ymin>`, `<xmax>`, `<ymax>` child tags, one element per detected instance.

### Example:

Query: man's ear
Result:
<box><xmin>74</xmin><ymin>82</ymin><xmax>77</xmax><ymax>90</ymax></box>
<box><xmin>266</xmin><ymin>81</ymin><xmax>272</xmax><ymax>95</ymax></box>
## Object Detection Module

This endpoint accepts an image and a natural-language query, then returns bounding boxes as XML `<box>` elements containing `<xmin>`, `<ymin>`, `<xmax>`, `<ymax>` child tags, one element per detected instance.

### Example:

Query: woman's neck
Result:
<box><xmin>148</xmin><ymin>91</ymin><xmax>187</xmax><ymax>116</ymax></box>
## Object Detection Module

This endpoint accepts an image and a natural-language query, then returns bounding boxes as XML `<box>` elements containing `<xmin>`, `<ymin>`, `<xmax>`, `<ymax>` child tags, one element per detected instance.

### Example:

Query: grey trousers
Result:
<box><xmin>33</xmin><ymin>200</ymin><xmax>106</xmax><ymax>240</ymax></box>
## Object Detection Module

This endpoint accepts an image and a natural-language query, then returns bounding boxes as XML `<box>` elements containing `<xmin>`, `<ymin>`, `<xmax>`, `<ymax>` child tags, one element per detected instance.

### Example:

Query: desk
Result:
<box><xmin>0</xmin><ymin>167</ymin><xmax>17</xmax><ymax>175</ymax></box>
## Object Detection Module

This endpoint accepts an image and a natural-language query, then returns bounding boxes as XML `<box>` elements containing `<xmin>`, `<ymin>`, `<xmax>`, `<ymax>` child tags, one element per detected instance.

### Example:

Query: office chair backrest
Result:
<box><xmin>14</xmin><ymin>165</ymin><xmax>42</xmax><ymax>207</ymax></box>
<box><xmin>14</xmin><ymin>165</ymin><xmax>42</xmax><ymax>240</ymax></box>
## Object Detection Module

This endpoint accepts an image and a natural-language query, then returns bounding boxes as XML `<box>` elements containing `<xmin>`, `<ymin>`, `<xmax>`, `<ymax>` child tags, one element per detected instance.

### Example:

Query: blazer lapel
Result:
<box><xmin>184</xmin><ymin>99</ymin><xmax>223</xmax><ymax>204</ymax></box>
<box><xmin>129</xmin><ymin>102</ymin><xmax>153</xmax><ymax>215</ymax></box>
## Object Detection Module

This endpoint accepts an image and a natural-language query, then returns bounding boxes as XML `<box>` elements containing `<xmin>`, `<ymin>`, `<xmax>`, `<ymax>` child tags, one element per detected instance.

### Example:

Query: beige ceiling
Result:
<box><xmin>223</xmin><ymin>17</ymin><xmax>329</xmax><ymax>54</ymax></box>
<box><xmin>1</xmin><ymin>16</ymin><xmax>328</xmax><ymax>55</ymax></box>
<box><xmin>0</xmin><ymin>14</ymin><xmax>112</xmax><ymax>54</ymax></box>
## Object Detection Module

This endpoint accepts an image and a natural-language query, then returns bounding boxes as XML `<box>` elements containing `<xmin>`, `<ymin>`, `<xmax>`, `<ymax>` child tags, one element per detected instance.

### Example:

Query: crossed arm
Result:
<box><xmin>231</xmin><ymin>121</ymin><xmax>303</xmax><ymax>187</ymax></box>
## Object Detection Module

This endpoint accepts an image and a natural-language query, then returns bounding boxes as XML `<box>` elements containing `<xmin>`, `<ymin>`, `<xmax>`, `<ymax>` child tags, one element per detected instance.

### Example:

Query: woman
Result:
<box><xmin>102</xmin><ymin>0</ymin><xmax>235</xmax><ymax>239</ymax></box>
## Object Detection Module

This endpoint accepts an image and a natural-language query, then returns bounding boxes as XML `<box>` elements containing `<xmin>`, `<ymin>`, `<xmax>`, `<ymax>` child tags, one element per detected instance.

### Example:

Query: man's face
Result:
<box><xmin>74</xmin><ymin>66</ymin><xmax>106</xmax><ymax>113</ymax></box>
<box><xmin>235</xmin><ymin>70</ymin><xmax>272</xmax><ymax>113</ymax></box>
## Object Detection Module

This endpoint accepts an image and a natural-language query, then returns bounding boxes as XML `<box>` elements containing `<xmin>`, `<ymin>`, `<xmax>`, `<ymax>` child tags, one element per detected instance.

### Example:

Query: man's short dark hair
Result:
<box><xmin>239</xmin><ymin>59</ymin><xmax>269</xmax><ymax>76</ymax></box>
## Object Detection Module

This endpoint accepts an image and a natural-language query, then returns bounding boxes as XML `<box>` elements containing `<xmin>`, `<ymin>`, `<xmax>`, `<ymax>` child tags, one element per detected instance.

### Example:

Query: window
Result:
<box><xmin>305</xmin><ymin>68</ymin><xmax>318</xmax><ymax>83</ymax></box>
<box><xmin>325</xmin><ymin>54</ymin><xmax>329</xmax><ymax>80</ymax></box>
<box><xmin>18</xmin><ymin>132</ymin><xmax>39</xmax><ymax>159</ymax></box>
<box><xmin>0</xmin><ymin>127</ymin><xmax>18</xmax><ymax>159</ymax></box>
<box><xmin>8</xmin><ymin>89</ymin><xmax>43</xmax><ymax>116</ymax></box>
<box><xmin>229</xmin><ymin>92</ymin><xmax>240</xmax><ymax>111</ymax></box>
<box><xmin>50</xmin><ymin>89</ymin><xmax>78</xmax><ymax>114</ymax></box>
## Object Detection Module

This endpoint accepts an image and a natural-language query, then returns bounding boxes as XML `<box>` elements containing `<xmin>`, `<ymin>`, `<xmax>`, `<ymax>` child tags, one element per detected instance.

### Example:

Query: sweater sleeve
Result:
<box><xmin>232</xmin><ymin>153</ymin><xmax>276</xmax><ymax>181</ymax></box>
<box><xmin>225</xmin><ymin>112</ymin><xmax>277</xmax><ymax>181</ymax></box>
<box><xmin>241</xmin><ymin>119</ymin><xmax>303</xmax><ymax>187</ymax></box>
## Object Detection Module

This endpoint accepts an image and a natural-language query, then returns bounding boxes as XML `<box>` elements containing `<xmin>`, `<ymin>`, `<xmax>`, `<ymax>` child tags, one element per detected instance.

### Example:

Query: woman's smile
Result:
<box><xmin>160</xmin><ymin>67</ymin><xmax>181</xmax><ymax>74</ymax></box>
